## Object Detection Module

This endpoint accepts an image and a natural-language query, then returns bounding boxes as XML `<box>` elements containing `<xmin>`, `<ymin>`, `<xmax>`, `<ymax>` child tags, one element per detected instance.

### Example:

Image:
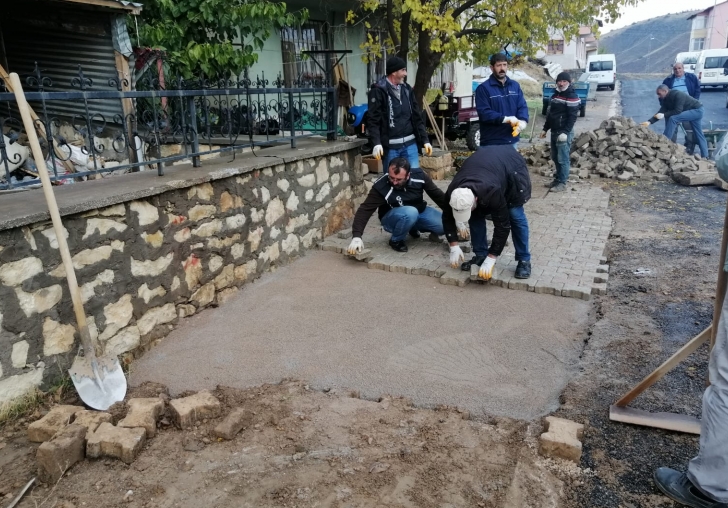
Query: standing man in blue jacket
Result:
<box><xmin>475</xmin><ymin>53</ymin><xmax>530</xmax><ymax>149</ymax></box>
<box><xmin>663</xmin><ymin>62</ymin><xmax>701</xmax><ymax>154</ymax></box>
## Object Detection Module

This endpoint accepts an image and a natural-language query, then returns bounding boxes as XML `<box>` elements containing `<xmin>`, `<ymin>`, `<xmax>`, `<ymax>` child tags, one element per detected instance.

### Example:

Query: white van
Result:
<box><xmin>696</xmin><ymin>49</ymin><xmax>728</xmax><ymax>88</ymax></box>
<box><xmin>586</xmin><ymin>54</ymin><xmax>617</xmax><ymax>90</ymax></box>
<box><xmin>675</xmin><ymin>51</ymin><xmax>700</xmax><ymax>74</ymax></box>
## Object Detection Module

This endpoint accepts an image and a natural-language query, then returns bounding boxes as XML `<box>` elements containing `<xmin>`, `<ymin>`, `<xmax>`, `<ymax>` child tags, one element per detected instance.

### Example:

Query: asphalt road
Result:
<box><xmin>620</xmin><ymin>76</ymin><xmax>728</xmax><ymax>136</ymax></box>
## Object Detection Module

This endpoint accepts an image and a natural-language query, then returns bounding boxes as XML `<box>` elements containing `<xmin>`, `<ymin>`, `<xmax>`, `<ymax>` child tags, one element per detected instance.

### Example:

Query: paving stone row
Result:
<box><xmin>320</xmin><ymin>182</ymin><xmax>612</xmax><ymax>300</ymax></box>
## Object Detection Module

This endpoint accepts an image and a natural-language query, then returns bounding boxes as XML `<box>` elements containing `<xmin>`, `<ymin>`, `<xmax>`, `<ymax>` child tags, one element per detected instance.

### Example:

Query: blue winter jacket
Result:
<box><xmin>475</xmin><ymin>75</ymin><xmax>529</xmax><ymax>146</ymax></box>
<box><xmin>662</xmin><ymin>73</ymin><xmax>700</xmax><ymax>100</ymax></box>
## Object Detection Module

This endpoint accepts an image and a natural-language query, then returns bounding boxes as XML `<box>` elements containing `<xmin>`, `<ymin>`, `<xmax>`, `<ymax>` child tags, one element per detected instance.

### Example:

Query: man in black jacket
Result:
<box><xmin>346</xmin><ymin>157</ymin><xmax>447</xmax><ymax>254</ymax></box>
<box><xmin>443</xmin><ymin>145</ymin><xmax>532</xmax><ymax>280</ymax></box>
<box><xmin>641</xmin><ymin>85</ymin><xmax>709</xmax><ymax>158</ymax></box>
<box><xmin>540</xmin><ymin>72</ymin><xmax>580</xmax><ymax>192</ymax></box>
<box><xmin>367</xmin><ymin>56</ymin><xmax>432</xmax><ymax>173</ymax></box>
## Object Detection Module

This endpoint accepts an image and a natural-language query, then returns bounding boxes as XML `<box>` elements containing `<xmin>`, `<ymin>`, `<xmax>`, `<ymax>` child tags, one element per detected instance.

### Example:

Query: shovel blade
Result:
<box><xmin>69</xmin><ymin>355</ymin><xmax>127</xmax><ymax>410</ymax></box>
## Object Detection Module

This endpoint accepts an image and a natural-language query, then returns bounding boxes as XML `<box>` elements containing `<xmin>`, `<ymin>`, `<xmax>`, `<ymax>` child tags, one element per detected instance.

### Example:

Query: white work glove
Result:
<box><xmin>449</xmin><ymin>245</ymin><xmax>465</xmax><ymax>268</ymax></box>
<box><xmin>640</xmin><ymin>121</ymin><xmax>650</xmax><ymax>127</ymax></box>
<box><xmin>655</xmin><ymin>113</ymin><xmax>664</xmax><ymax>120</ymax></box>
<box><xmin>557</xmin><ymin>133</ymin><xmax>568</xmax><ymax>143</ymax></box>
<box><xmin>456</xmin><ymin>221</ymin><xmax>470</xmax><ymax>239</ymax></box>
<box><xmin>372</xmin><ymin>145</ymin><xmax>384</xmax><ymax>160</ymax></box>
<box><xmin>502</xmin><ymin>116</ymin><xmax>519</xmax><ymax>125</ymax></box>
<box><xmin>423</xmin><ymin>143</ymin><xmax>433</xmax><ymax>156</ymax></box>
<box><xmin>517</xmin><ymin>120</ymin><xmax>528</xmax><ymax>131</ymax></box>
<box><xmin>347</xmin><ymin>237</ymin><xmax>363</xmax><ymax>255</ymax></box>
<box><xmin>478</xmin><ymin>256</ymin><xmax>497</xmax><ymax>281</ymax></box>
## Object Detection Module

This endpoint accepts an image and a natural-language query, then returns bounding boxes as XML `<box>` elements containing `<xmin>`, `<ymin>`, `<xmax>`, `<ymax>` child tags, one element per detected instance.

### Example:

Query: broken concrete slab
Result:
<box><xmin>118</xmin><ymin>398</ymin><xmax>165</xmax><ymax>438</ymax></box>
<box><xmin>72</xmin><ymin>410</ymin><xmax>113</xmax><ymax>435</ymax></box>
<box><xmin>169</xmin><ymin>390</ymin><xmax>221</xmax><ymax>429</ymax></box>
<box><xmin>36</xmin><ymin>424</ymin><xmax>87</xmax><ymax>483</ymax></box>
<box><xmin>86</xmin><ymin>422</ymin><xmax>146</xmax><ymax>464</ymax></box>
<box><xmin>28</xmin><ymin>405</ymin><xmax>84</xmax><ymax>443</ymax></box>
<box><xmin>539</xmin><ymin>416</ymin><xmax>585</xmax><ymax>463</ymax></box>
<box><xmin>212</xmin><ymin>408</ymin><xmax>250</xmax><ymax>440</ymax></box>
<box><xmin>672</xmin><ymin>170</ymin><xmax>718</xmax><ymax>186</ymax></box>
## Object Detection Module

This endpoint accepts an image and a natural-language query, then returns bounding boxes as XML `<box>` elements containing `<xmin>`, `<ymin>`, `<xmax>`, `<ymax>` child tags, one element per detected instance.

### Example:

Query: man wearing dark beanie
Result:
<box><xmin>367</xmin><ymin>56</ymin><xmax>432</xmax><ymax>176</ymax></box>
<box><xmin>539</xmin><ymin>71</ymin><xmax>580</xmax><ymax>193</ymax></box>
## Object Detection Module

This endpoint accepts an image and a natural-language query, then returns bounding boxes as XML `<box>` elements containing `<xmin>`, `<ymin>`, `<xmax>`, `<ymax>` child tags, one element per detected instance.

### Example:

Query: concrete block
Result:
<box><xmin>362</xmin><ymin>156</ymin><xmax>381</xmax><ymax>174</ymax></box>
<box><xmin>212</xmin><ymin>408</ymin><xmax>250</xmax><ymax>440</ymax></box>
<box><xmin>37</xmin><ymin>424</ymin><xmax>87</xmax><ymax>483</ymax></box>
<box><xmin>169</xmin><ymin>390</ymin><xmax>222</xmax><ymax>429</ymax></box>
<box><xmin>672</xmin><ymin>170</ymin><xmax>717</xmax><ymax>186</ymax></box>
<box><xmin>72</xmin><ymin>410</ymin><xmax>113</xmax><ymax>435</ymax></box>
<box><xmin>86</xmin><ymin>422</ymin><xmax>146</xmax><ymax>464</ymax></box>
<box><xmin>337</xmin><ymin>229</ymin><xmax>353</xmax><ymax>239</ymax></box>
<box><xmin>118</xmin><ymin>398</ymin><xmax>165</xmax><ymax>438</ymax></box>
<box><xmin>419</xmin><ymin>151</ymin><xmax>452</xmax><ymax>171</ymax></box>
<box><xmin>539</xmin><ymin>416</ymin><xmax>585</xmax><ymax>463</ymax></box>
<box><xmin>533</xmin><ymin>280</ymin><xmax>555</xmax><ymax>295</ymax></box>
<box><xmin>28</xmin><ymin>405</ymin><xmax>84</xmax><ymax>443</ymax></box>
<box><xmin>439</xmin><ymin>268</ymin><xmax>471</xmax><ymax>287</ymax></box>
<box><xmin>716</xmin><ymin>177</ymin><xmax>728</xmax><ymax>191</ymax></box>
<box><xmin>591</xmin><ymin>283</ymin><xmax>607</xmax><ymax>296</ymax></box>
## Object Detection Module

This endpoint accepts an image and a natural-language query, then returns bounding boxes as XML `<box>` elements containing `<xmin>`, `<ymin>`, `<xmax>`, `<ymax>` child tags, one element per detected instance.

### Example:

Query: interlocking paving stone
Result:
<box><xmin>321</xmin><ymin>183</ymin><xmax>612</xmax><ymax>300</ymax></box>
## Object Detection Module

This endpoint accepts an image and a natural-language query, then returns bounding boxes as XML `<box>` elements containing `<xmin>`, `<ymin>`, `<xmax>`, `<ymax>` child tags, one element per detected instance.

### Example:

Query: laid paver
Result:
<box><xmin>86</xmin><ymin>422</ymin><xmax>146</xmax><ymax>464</ymax></box>
<box><xmin>36</xmin><ymin>423</ymin><xmax>87</xmax><ymax>483</ymax></box>
<box><xmin>539</xmin><ymin>416</ymin><xmax>585</xmax><ymax>463</ymax></box>
<box><xmin>118</xmin><ymin>398</ymin><xmax>165</xmax><ymax>438</ymax></box>
<box><xmin>28</xmin><ymin>405</ymin><xmax>84</xmax><ymax>443</ymax></box>
<box><xmin>169</xmin><ymin>390</ymin><xmax>221</xmax><ymax>429</ymax></box>
<box><xmin>72</xmin><ymin>410</ymin><xmax>113</xmax><ymax>436</ymax></box>
<box><xmin>321</xmin><ymin>183</ymin><xmax>612</xmax><ymax>300</ymax></box>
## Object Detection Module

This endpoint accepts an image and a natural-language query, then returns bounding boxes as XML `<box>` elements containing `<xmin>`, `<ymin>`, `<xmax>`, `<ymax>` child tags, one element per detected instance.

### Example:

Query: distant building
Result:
<box><xmin>535</xmin><ymin>22</ymin><xmax>602</xmax><ymax>71</ymax></box>
<box><xmin>687</xmin><ymin>1</ymin><xmax>728</xmax><ymax>50</ymax></box>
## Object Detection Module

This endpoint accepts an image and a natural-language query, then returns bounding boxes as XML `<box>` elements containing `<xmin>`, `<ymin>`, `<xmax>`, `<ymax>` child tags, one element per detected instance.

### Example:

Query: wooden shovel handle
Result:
<box><xmin>8</xmin><ymin>73</ymin><xmax>97</xmax><ymax>357</ymax></box>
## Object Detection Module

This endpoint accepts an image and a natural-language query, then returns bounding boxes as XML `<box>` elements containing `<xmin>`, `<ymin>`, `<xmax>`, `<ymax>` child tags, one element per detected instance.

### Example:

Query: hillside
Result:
<box><xmin>601</xmin><ymin>11</ymin><xmax>697</xmax><ymax>74</ymax></box>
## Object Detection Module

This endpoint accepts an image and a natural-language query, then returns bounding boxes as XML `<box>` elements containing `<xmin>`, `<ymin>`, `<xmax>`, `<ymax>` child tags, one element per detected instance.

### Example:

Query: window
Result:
<box><xmin>280</xmin><ymin>21</ymin><xmax>331</xmax><ymax>86</ymax></box>
<box><xmin>704</xmin><ymin>56</ymin><xmax>728</xmax><ymax>68</ymax></box>
<box><xmin>691</xmin><ymin>38</ymin><xmax>705</xmax><ymax>51</ymax></box>
<box><xmin>547</xmin><ymin>39</ymin><xmax>564</xmax><ymax>55</ymax></box>
<box><xmin>692</xmin><ymin>16</ymin><xmax>707</xmax><ymax>30</ymax></box>
<box><xmin>588</xmin><ymin>60</ymin><xmax>613</xmax><ymax>71</ymax></box>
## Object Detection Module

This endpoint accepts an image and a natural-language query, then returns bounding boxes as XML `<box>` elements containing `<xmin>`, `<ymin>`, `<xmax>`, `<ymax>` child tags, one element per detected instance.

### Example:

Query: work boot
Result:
<box><xmin>461</xmin><ymin>255</ymin><xmax>486</xmax><ymax>271</ymax></box>
<box><xmin>389</xmin><ymin>239</ymin><xmax>408</xmax><ymax>252</ymax></box>
<box><xmin>551</xmin><ymin>183</ymin><xmax>567</xmax><ymax>193</ymax></box>
<box><xmin>409</xmin><ymin>229</ymin><xmax>421</xmax><ymax>239</ymax></box>
<box><xmin>653</xmin><ymin>468</ymin><xmax>728</xmax><ymax>508</ymax></box>
<box><xmin>544</xmin><ymin>180</ymin><xmax>558</xmax><ymax>188</ymax></box>
<box><xmin>515</xmin><ymin>261</ymin><xmax>531</xmax><ymax>279</ymax></box>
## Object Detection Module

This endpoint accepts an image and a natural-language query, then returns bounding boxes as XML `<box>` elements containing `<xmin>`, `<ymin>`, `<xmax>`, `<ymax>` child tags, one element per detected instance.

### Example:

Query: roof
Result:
<box><xmin>688</xmin><ymin>0</ymin><xmax>728</xmax><ymax>19</ymax></box>
<box><xmin>52</xmin><ymin>0</ymin><xmax>143</xmax><ymax>14</ymax></box>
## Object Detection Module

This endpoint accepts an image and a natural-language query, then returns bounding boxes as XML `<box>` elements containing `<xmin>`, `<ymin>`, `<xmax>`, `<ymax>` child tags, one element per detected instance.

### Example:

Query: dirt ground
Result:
<box><xmin>0</xmin><ymin>177</ymin><xmax>725</xmax><ymax>507</ymax></box>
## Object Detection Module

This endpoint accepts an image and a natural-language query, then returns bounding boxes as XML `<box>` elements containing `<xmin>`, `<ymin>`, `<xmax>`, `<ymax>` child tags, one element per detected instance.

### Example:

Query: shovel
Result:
<box><xmin>9</xmin><ymin>73</ymin><xmax>126</xmax><ymax>410</ymax></box>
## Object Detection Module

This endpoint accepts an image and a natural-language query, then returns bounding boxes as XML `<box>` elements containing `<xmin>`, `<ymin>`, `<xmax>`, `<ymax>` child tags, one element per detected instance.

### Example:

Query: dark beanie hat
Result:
<box><xmin>386</xmin><ymin>56</ymin><xmax>407</xmax><ymax>76</ymax></box>
<box><xmin>556</xmin><ymin>71</ymin><xmax>572</xmax><ymax>83</ymax></box>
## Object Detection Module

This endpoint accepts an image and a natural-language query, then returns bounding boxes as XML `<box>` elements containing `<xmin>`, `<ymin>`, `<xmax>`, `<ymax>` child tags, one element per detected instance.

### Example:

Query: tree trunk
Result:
<box><xmin>397</xmin><ymin>11</ymin><xmax>411</xmax><ymax>61</ymax></box>
<box><xmin>411</xmin><ymin>25</ymin><xmax>443</xmax><ymax>105</ymax></box>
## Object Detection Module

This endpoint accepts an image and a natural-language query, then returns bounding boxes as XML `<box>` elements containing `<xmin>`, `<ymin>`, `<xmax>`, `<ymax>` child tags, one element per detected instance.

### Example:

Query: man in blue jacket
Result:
<box><xmin>663</xmin><ymin>62</ymin><xmax>701</xmax><ymax>154</ymax></box>
<box><xmin>475</xmin><ymin>53</ymin><xmax>529</xmax><ymax>148</ymax></box>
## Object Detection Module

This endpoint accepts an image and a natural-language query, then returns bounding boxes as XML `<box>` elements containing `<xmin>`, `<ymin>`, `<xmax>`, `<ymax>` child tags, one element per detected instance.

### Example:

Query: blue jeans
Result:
<box><xmin>380</xmin><ymin>206</ymin><xmax>444</xmax><ymax>242</ymax></box>
<box><xmin>383</xmin><ymin>142</ymin><xmax>419</xmax><ymax>173</ymax></box>
<box><xmin>550</xmin><ymin>131</ymin><xmax>574</xmax><ymax>184</ymax></box>
<box><xmin>469</xmin><ymin>206</ymin><xmax>530</xmax><ymax>261</ymax></box>
<box><xmin>664</xmin><ymin>107</ymin><xmax>709</xmax><ymax>158</ymax></box>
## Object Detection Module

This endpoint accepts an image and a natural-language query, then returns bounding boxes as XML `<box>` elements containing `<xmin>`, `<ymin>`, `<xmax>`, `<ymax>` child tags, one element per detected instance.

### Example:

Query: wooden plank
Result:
<box><xmin>615</xmin><ymin>326</ymin><xmax>711</xmax><ymax>407</ymax></box>
<box><xmin>114</xmin><ymin>51</ymin><xmax>137</xmax><ymax>165</ymax></box>
<box><xmin>609</xmin><ymin>405</ymin><xmax>701</xmax><ymax>435</ymax></box>
<box><xmin>423</xmin><ymin>102</ymin><xmax>445</xmax><ymax>150</ymax></box>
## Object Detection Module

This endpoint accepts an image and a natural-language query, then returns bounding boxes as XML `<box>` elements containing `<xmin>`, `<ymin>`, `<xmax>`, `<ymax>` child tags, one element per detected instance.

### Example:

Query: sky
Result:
<box><xmin>602</xmin><ymin>0</ymin><xmax>720</xmax><ymax>33</ymax></box>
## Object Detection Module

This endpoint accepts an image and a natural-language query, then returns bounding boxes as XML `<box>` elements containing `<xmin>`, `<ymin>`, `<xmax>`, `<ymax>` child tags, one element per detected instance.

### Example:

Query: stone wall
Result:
<box><xmin>0</xmin><ymin>143</ymin><xmax>366</xmax><ymax>404</ymax></box>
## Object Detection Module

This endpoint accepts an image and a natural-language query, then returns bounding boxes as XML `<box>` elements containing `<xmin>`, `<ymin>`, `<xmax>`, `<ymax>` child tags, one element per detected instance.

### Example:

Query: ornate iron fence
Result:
<box><xmin>0</xmin><ymin>62</ymin><xmax>338</xmax><ymax>190</ymax></box>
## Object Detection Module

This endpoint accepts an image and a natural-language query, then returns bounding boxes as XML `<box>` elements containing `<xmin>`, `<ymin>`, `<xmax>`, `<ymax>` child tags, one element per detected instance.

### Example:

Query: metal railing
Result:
<box><xmin>0</xmin><ymin>62</ymin><xmax>338</xmax><ymax>190</ymax></box>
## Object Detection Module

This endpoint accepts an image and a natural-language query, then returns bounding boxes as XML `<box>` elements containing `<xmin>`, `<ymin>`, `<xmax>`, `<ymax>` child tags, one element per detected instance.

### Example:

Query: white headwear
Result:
<box><xmin>450</xmin><ymin>187</ymin><xmax>475</xmax><ymax>223</ymax></box>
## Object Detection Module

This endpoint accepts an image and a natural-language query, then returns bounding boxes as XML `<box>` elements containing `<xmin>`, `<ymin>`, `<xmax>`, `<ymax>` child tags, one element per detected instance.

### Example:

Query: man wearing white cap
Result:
<box><xmin>444</xmin><ymin>145</ymin><xmax>532</xmax><ymax>280</ymax></box>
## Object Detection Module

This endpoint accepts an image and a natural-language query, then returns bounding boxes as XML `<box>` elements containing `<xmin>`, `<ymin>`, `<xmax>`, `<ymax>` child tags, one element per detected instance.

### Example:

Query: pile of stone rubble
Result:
<box><xmin>520</xmin><ymin>116</ymin><xmax>720</xmax><ymax>186</ymax></box>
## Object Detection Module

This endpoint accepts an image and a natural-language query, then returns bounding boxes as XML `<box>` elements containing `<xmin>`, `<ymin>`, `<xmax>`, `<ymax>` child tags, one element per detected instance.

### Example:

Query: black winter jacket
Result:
<box><xmin>351</xmin><ymin>168</ymin><xmax>447</xmax><ymax>238</ymax></box>
<box><xmin>367</xmin><ymin>78</ymin><xmax>429</xmax><ymax>149</ymax></box>
<box><xmin>648</xmin><ymin>89</ymin><xmax>702</xmax><ymax>124</ymax></box>
<box><xmin>443</xmin><ymin>145</ymin><xmax>531</xmax><ymax>255</ymax></box>
<box><xmin>543</xmin><ymin>84</ymin><xmax>580</xmax><ymax>136</ymax></box>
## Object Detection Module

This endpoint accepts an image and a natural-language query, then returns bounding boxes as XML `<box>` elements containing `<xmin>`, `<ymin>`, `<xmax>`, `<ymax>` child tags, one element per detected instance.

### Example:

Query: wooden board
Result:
<box><xmin>609</xmin><ymin>405</ymin><xmax>701</xmax><ymax>435</ymax></box>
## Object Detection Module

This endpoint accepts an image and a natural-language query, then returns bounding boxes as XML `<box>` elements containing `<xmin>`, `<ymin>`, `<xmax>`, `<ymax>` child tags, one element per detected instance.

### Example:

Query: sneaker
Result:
<box><xmin>515</xmin><ymin>261</ymin><xmax>531</xmax><ymax>279</ymax></box>
<box><xmin>409</xmin><ymin>229</ymin><xmax>421</xmax><ymax>239</ymax></box>
<box><xmin>461</xmin><ymin>255</ymin><xmax>486</xmax><ymax>271</ymax></box>
<box><xmin>544</xmin><ymin>180</ymin><xmax>558</xmax><ymax>188</ymax></box>
<box><xmin>653</xmin><ymin>468</ymin><xmax>728</xmax><ymax>508</ymax></box>
<box><xmin>551</xmin><ymin>183</ymin><xmax>567</xmax><ymax>193</ymax></box>
<box><xmin>389</xmin><ymin>239</ymin><xmax>408</xmax><ymax>252</ymax></box>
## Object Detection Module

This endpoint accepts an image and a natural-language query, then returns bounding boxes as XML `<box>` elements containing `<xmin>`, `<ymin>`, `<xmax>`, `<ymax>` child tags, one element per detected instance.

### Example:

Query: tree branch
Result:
<box><xmin>455</xmin><ymin>28</ymin><xmax>492</xmax><ymax>37</ymax></box>
<box><xmin>386</xmin><ymin>0</ymin><xmax>400</xmax><ymax>50</ymax></box>
<box><xmin>452</xmin><ymin>0</ymin><xmax>484</xmax><ymax>19</ymax></box>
